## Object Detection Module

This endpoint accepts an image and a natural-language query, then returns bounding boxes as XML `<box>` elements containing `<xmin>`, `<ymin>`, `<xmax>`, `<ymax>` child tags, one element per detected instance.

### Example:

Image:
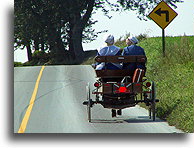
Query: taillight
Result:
<box><xmin>94</xmin><ymin>82</ymin><xmax>100</xmax><ymax>87</ymax></box>
<box><xmin>146</xmin><ymin>82</ymin><xmax>151</xmax><ymax>87</ymax></box>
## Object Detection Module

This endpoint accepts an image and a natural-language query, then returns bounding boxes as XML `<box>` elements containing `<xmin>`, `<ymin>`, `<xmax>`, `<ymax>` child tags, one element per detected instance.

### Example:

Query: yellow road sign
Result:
<box><xmin>148</xmin><ymin>1</ymin><xmax>178</xmax><ymax>29</ymax></box>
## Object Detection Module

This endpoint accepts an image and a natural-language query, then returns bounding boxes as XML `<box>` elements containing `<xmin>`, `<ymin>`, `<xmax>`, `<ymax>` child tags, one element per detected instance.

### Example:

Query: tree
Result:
<box><xmin>15</xmin><ymin>0</ymin><xmax>102</xmax><ymax>63</ymax></box>
<box><xmin>14</xmin><ymin>0</ymin><xmax>183</xmax><ymax>64</ymax></box>
<box><xmin>14</xmin><ymin>0</ymin><xmax>50</xmax><ymax>61</ymax></box>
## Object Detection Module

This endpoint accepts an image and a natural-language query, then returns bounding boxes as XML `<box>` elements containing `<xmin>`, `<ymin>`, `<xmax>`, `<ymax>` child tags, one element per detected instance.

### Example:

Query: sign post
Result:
<box><xmin>148</xmin><ymin>1</ymin><xmax>178</xmax><ymax>57</ymax></box>
<box><xmin>162</xmin><ymin>29</ymin><xmax>165</xmax><ymax>57</ymax></box>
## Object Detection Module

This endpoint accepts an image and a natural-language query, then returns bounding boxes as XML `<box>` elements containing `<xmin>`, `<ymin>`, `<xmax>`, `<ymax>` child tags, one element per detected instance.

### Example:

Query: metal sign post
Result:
<box><xmin>148</xmin><ymin>1</ymin><xmax>178</xmax><ymax>57</ymax></box>
<box><xmin>162</xmin><ymin>29</ymin><xmax>165</xmax><ymax>57</ymax></box>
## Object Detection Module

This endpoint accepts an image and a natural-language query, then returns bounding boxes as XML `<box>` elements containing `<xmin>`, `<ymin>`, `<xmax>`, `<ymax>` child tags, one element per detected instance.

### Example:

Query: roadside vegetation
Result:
<box><xmin>139</xmin><ymin>35</ymin><xmax>193</xmax><ymax>133</ymax></box>
<box><xmin>82</xmin><ymin>35</ymin><xmax>194</xmax><ymax>133</ymax></box>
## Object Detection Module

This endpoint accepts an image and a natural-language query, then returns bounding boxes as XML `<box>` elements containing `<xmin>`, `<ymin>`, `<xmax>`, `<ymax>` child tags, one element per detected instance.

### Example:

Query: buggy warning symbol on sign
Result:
<box><xmin>148</xmin><ymin>1</ymin><xmax>178</xmax><ymax>29</ymax></box>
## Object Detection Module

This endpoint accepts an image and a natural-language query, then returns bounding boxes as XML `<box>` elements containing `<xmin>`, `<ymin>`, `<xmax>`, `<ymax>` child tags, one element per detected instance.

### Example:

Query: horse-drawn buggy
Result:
<box><xmin>83</xmin><ymin>55</ymin><xmax>159</xmax><ymax>122</ymax></box>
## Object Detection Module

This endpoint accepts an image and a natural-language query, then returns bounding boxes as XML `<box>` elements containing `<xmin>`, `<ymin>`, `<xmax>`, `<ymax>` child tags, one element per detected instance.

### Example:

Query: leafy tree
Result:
<box><xmin>14</xmin><ymin>0</ymin><xmax>183</xmax><ymax>64</ymax></box>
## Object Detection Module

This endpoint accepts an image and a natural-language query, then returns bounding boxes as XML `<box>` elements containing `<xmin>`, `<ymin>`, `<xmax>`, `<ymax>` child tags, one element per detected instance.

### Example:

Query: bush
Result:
<box><xmin>14</xmin><ymin>62</ymin><xmax>23</xmax><ymax>67</ymax></box>
<box><xmin>31</xmin><ymin>50</ymin><xmax>50</xmax><ymax>65</ymax></box>
<box><xmin>32</xmin><ymin>50</ymin><xmax>48</xmax><ymax>59</ymax></box>
<box><xmin>136</xmin><ymin>33</ymin><xmax>148</xmax><ymax>41</ymax></box>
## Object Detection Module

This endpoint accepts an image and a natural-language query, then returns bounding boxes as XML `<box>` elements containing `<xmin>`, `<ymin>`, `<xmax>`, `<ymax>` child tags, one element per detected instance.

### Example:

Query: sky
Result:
<box><xmin>14</xmin><ymin>0</ymin><xmax>194</xmax><ymax>63</ymax></box>
<box><xmin>83</xmin><ymin>0</ymin><xmax>194</xmax><ymax>50</ymax></box>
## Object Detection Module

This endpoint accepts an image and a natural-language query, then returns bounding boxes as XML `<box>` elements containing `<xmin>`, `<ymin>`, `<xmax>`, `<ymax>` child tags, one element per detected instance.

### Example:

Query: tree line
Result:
<box><xmin>14</xmin><ymin>0</ymin><xmax>183</xmax><ymax>64</ymax></box>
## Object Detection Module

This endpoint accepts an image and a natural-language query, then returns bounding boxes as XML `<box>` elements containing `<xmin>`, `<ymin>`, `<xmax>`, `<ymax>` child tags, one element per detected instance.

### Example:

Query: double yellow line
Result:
<box><xmin>18</xmin><ymin>66</ymin><xmax>45</xmax><ymax>133</ymax></box>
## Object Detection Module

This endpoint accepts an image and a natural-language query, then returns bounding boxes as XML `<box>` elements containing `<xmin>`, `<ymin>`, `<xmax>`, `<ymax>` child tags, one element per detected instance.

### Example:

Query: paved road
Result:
<box><xmin>14</xmin><ymin>65</ymin><xmax>182</xmax><ymax>133</ymax></box>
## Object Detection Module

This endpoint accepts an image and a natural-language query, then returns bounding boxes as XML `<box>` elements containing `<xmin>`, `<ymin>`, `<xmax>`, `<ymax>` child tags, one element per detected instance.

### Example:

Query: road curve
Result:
<box><xmin>14</xmin><ymin>65</ymin><xmax>183</xmax><ymax>133</ymax></box>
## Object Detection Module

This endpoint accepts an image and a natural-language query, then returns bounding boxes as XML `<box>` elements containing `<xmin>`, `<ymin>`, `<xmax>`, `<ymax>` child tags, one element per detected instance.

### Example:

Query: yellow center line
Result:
<box><xmin>18</xmin><ymin>66</ymin><xmax>45</xmax><ymax>133</ymax></box>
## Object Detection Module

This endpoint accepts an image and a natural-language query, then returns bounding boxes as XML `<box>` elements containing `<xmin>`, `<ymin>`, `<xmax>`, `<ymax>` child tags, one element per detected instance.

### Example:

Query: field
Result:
<box><xmin>83</xmin><ymin>35</ymin><xmax>194</xmax><ymax>133</ymax></box>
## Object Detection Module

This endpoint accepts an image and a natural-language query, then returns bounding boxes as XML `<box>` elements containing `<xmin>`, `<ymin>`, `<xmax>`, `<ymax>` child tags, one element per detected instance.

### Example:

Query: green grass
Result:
<box><xmin>83</xmin><ymin>35</ymin><xmax>194</xmax><ymax>133</ymax></box>
<box><xmin>140</xmin><ymin>36</ymin><xmax>193</xmax><ymax>133</ymax></box>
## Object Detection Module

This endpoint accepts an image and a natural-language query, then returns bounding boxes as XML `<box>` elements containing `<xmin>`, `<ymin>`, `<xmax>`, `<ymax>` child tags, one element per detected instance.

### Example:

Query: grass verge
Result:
<box><xmin>140</xmin><ymin>36</ymin><xmax>193</xmax><ymax>132</ymax></box>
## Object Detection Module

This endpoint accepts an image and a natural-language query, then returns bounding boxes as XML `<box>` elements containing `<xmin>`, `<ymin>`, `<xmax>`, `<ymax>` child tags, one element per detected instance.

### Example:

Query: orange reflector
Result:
<box><xmin>104</xmin><ymin>83</ymin><xmax>111</xmax><ymax>86</ymax></box>
<box><xmin>135</xmin><ymin>83</ymin><xmax>141</xmax><ymax>86</ymax></box>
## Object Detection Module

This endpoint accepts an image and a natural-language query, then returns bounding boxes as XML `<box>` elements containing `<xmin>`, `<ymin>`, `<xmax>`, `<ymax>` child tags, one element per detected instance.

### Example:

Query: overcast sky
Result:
<box><xmin>14</xmin><ymin>0</ymin><xmax>194</xmax><ymax>62</ymax></box>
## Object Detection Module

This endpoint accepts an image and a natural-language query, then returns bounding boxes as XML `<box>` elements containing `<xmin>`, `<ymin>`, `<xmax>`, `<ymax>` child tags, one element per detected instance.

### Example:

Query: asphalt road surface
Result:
<box><xmin>14</xmin><ymin>65</ymin><xmax>183</xmax><ymax>133</ymax></box>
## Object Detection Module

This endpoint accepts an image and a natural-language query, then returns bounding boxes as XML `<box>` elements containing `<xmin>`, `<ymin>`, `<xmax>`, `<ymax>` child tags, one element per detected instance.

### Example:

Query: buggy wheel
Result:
<box><xmin>150</xmin><ymin>81</ymin><xmax>156</xmax><ymax>121</ymax></box>
<box><xmin>86</xmin><ymin>83</ymin><xmax>92</xmax><ymax>122</ymax></box>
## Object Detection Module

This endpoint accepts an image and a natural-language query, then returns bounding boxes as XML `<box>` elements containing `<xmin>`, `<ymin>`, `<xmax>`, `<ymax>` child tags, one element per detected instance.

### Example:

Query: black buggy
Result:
<box><xmin>83</xmin><ymin>55</ymin><xmax>159</xmax><ymax>122</ymax></box>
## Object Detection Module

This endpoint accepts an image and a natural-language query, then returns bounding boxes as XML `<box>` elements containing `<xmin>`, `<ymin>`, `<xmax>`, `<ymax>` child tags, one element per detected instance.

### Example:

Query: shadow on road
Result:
<box><xmin>124</xmin><ymin>116</ymin><xmax>164</xmax><ymax>123</ymax></box>
<box><xmin>90</xmin><ymin>119</ymin><xmax>124</xmax><ymax>123</ymax></box>
<box><xmin>90</xmin><ymin>116</ymin><xmax>164</xmax><ymax>123</ymax></box>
